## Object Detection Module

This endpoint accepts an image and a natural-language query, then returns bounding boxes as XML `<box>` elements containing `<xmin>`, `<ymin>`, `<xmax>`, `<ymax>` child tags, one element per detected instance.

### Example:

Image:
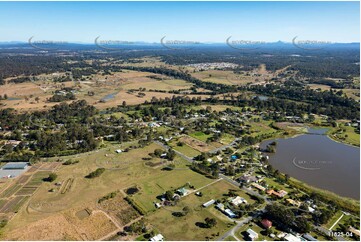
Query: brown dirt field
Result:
<box><xmin>15</xmin><ymin>187</ymin><xmax>38</xmax><ymax>196</ymax></box>
<box><xmin>0</xmin><ymin>196</ymin><xmax>28</xmax><ymax>213</ymax></box>
<box><xmin>98</xmin><ymin>194</ymin><xmax>140</xmax><ymax>226</ymax></box>
<box><xmin>75</xmin><ymin>208</ymin><xmax>91</xmax><ymax>220</ymax></box>
<box><xmin>274</xmin><ymin>122</ymin><xmax>304</xmax><ymax>130</ymax></box>
<box><xmin>258</xmin><ymin>64</ymin><xmax>268</xmax><ymax>75</ymax></box>
<box><xmin>63</xmin><ymin>208</ymin><xmax>118</xmax><ymax>240</ymax></box>
<box><xmin>27</xmin><ymin>166</ymin><xmax>39</xmax><ymax>173</ymax></box>
<box><xmin>3</xmin><ymin>203</ymin><xmax>118</xmax><ymax>241</ymax></box>
<box><xmin>3</xmin><ymin>213</ymin><xmax>83</xmax><ymax>241</ymax></box>
<box><xmin>92</xmin><ymin>91</ymin><xmax>208</xmax><ymax>108</ymax></box>
<box><xmin>17</xmin><ymin>175</ymin><xmax>31</xmax><ymax>184</ymax></box>
<box><xmin>0</xmin><ymin>82</ymin><xmax>43</xmax><ymax>97</ymax></box>
<box><xmin>179</xmin><ymin>136</ymin><xmax>215</xmax><ymax>152</ymax></box>
<box><xmin>39</xmin><ymin>162</ymin><xmax>62</xmax><ymax>171</ymax></box>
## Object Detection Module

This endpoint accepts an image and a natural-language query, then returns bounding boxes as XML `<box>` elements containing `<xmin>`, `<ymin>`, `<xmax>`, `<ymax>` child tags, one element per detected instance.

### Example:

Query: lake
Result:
<box><xmin>260</xmin><ymin>128</ymin><xmax>360</xmax><ymax>199</ymax></box>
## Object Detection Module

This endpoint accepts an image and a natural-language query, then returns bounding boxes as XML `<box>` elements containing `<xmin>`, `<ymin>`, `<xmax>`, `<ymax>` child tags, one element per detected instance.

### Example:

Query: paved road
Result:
<box><xmin>217</xmin><ymin>216</ymin><xmax>253</xmax><ymax>241</ymax></box>
<box><xmin>154</xmin><ymin>140</ymin><xmax>194</xmax><ymax>162</ymax></box>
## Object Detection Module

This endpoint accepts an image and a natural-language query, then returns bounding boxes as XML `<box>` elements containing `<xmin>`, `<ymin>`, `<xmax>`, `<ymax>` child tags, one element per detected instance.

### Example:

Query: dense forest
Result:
<box><xmin>0</xmin><ymin>43</ymin><xmax>359</xmax><ymax>80</ymax></box>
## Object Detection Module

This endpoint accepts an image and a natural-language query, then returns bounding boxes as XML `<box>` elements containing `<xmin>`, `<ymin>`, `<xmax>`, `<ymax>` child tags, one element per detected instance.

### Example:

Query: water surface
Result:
<box><xmin>261</xmin><ymin>131</ymin><xmax>360</xmax><ymax>199</ymax></box>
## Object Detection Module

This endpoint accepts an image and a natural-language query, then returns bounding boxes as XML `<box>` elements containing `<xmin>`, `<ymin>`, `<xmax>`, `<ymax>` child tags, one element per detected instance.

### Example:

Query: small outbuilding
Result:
<box><xmin>202</xmin><ymin>199</ymin><xmax>215</xmax><ymax>208</ymax></box>
<box><xmin>261</xmin><ymin>219</ymin><xmax>272</xmax><ymax>229</ymax></box>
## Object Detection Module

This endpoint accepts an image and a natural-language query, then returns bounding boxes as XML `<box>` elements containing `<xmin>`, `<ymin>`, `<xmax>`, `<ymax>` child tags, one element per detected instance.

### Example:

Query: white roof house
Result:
<box><xmin>150</xmin><ymin>234</ymin><xmax>164</xmax><ymax>241</ymax></box>
<box><xmin>284</xmin><ymin>233</ymin><xmax>301</xmax><ymax>241</ymax></box>
<box><xmin>247</xmin><ymin>229</ymin><xmax>258</xmax><ymax>240</ymax></box>
<box><xmin>230</xmin><ymin>196</ymin><xmax>247</xmax><ymax>206</ymax></box>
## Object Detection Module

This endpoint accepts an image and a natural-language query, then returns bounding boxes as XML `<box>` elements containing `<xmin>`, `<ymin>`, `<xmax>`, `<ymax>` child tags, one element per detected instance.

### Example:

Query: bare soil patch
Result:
<box><xmin>179</xmin><ymin>136</ymin><xmax>215</xmax><ymax>152</ymax></box>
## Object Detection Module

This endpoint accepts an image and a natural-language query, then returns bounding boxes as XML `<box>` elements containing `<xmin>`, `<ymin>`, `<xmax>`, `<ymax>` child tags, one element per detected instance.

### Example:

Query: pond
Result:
<box><xmin>260</xmin><ymin>128</ymin><xmax>360</xmax><ymax>199</ymax></box>
<box><xmin>100</xmin><ymin>92</ymin><xmax>118</xmax><ymax>102</ymax></box>
<box><xmin>125</xmin><ymin>187</ymin><xmax>139</xmax><ymax>195</ymax></box>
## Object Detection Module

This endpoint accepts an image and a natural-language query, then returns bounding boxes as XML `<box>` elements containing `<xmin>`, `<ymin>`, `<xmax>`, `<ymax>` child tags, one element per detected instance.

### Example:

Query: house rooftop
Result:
<box><xmin>247</xmin><ymin>229</ymin><xmax>258</xmax><ymax>239</ymax></box>
<box><xmin>150</xmin><ymin>234</ymin><xmax>164</xmax><ymax>241</ymax></box>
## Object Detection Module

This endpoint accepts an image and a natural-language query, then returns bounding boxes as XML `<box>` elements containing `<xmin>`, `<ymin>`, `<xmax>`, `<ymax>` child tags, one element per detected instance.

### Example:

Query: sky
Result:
<box><xmin>0</xmin><ymin>1</ymin><xmax>359</xmax><ymax>43</ymax></box>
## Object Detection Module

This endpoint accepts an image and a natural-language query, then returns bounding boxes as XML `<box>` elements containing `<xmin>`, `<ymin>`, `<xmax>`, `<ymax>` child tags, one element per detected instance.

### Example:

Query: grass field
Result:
<box><xmin>189</xmin><ymin>131</ymin><xmax>213</xmax><ymax>142</ymax></box>
<box><xmin>327</xmin><ymin>123</ymin><xmax>360</xmax><ymax>147</ymax></box>
<box><xmin>191</xmin><ymin>70</ymin><xmax>257</xmax><ymax>86</ymax></box>
<box><xmin>171</xmin><ymin>142</ymin><xmax>201</xmax><ymax>158</ymax></box>
<box><xmin>1</xmin><ymin>142</ymin><xmax>219</xmax><ymax>240</ymax></box>
<box><xmin>224</xmin><ymin>236</ymin><xmax>237</xmax><ymax>241</ymax></box>
<box><xmin>325</xmin><ymin>210</ymin><xmax>343</xmax><ymax>229</ymax></box>
<box><xmin>146</xmin><ymin>181</ymin><xmax>238</xmax><ymax>241</ymax></box>
<box><xmin>236</xmin><ymin>222</ymin><xmax>268</xmax><ymax>241</ymax></box>
<box><xmin>132</xmin><ymin>169</ymin><xmax>213</xmax><ymax>214</ymax></box>
<box><xmin>0</xmin><ymin>184</ymin><xmax>22</xmax><ymax>197</ymax></box>
<box><xmin>247</xmin><ymin>120</ymin><xmax>279</xmax><ymax>138</ymax></box>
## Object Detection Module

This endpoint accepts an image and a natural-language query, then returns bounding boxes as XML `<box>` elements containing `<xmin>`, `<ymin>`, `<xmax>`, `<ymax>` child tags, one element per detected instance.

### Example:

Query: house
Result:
<box><xmin>261</xmin><ymin>219</ymin><xmax>272</xmax><ymax>229</ymax></box>
<box><xmin>278</xmin><ymin>190</ymin><xmax>288</xmax><ymax>197</ymax></box>
<box><xmin>237</xmin><ymin>175</ymin><xmax>258</xmax><ymax>183</ymax></box>
<box><xmin>150</xmin><ymin>234</ymin><xmax>164</xmax><ymax>241</ymax></box>
<box><xmin>148</xmin><ymin>122</ymin><xmax>160</xmax><ymax>128</ymax></box>
<box><xmin>267</xmin><ymin>189</ymin><xmax>288</xmax><ymax>198</ymax></box>
<box><xmin>246</xmin><ymin>229</ymin><xmax>258</xmax><ymax>241</ymax></box>
<box><xmin>224</xmin><ymin>209</ymin><xmax>236</xmax><ymax>218</ymax></box>
<box><xmin>284</xmin><ymin>233</ymin><xmax>301</xmax><ymax>241</ymax></box>
<box><xmin>303</xmin><ymin>233</ymin><xmax>318</xmax><ymax>241</ymax></box>
<box><xmin>115</xmin><ymin>149</ymin><xmax>123</xmax><ymax>153</ymax></box>
<box><xmin>277</xmin><ymin>232</ymin><xmax>286</xmax><ymax>239</ymax></box>
<box><xmin>229</xmin><ymin>196</ymin><xmax>247</xmax><ymax>206</ymax></box>
<box><xmin>216</xmin><ymin>203</ymin><xmax>225</xmax><ymax>211</ymax></box>
<box><xmin>286</xmin><ymin>198</ymin><xmax>301</xmax><ymax>207</ymax></box>
<box><xmin>308</xmin><ymin>206</ymin><xmax>315</xmax><ymax>213</ymax></box>
<box><xmin>5</xmin><ymin>140</ymin><xmax>21</xmax><ymax>147</ymax></box>
<box><xmin>251</xmin><ymin>182</ymin><xmax>266</xmax><ymax>191</ymax></box>
<box><xmin>176</xmin><ymin>187</ymin><xmax>188</xmax><ymax>196</ymax></box>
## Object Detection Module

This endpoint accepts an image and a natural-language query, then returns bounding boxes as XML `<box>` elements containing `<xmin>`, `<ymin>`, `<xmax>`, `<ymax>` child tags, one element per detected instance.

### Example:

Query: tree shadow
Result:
<box><xmin>195</xmin><ymin>222</ymin><xmax>209</xmax><ymax>228</ymax></box>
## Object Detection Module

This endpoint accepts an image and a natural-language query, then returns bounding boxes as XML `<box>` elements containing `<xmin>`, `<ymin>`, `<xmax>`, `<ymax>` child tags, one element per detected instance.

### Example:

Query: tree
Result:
<box><xmin>165</xmin><ymin>190</ymin><xmax>173</xmax><ymax>201</ymax></box>
<box><xmin>204</xmin><ymin>217</ymin><xmax>217</xmax><ymax>228</ymax></box>
<box><xmin>182</xmin><ymin>206</ymin><xmax>190</xmax><ymax>215</ymax></box>
<box><xmin>85</xmin><ymin>168</ymin><xmax>105</xmax><ymax>179</ymax></box>
<box><xmin>265</xmin><ymin>203</ymin><xmax>295</xmax><ymax>227</ymax></box>
<box><xmin>295</xmin><ymin>216</ymin><xmax>311</xmax><ymax>233</ymax></box>
<box><xmin>44</xmin><ymin>173</ymin><xmax>57</xmax><ymax>182</ymax></box>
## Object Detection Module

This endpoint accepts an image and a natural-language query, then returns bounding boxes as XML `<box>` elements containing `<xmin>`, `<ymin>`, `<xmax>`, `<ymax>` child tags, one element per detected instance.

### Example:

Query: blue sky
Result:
<box><xmin>0</xmin><ymin>1</ymin><xmax>359</xmax><ymax>43</ymax></box>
